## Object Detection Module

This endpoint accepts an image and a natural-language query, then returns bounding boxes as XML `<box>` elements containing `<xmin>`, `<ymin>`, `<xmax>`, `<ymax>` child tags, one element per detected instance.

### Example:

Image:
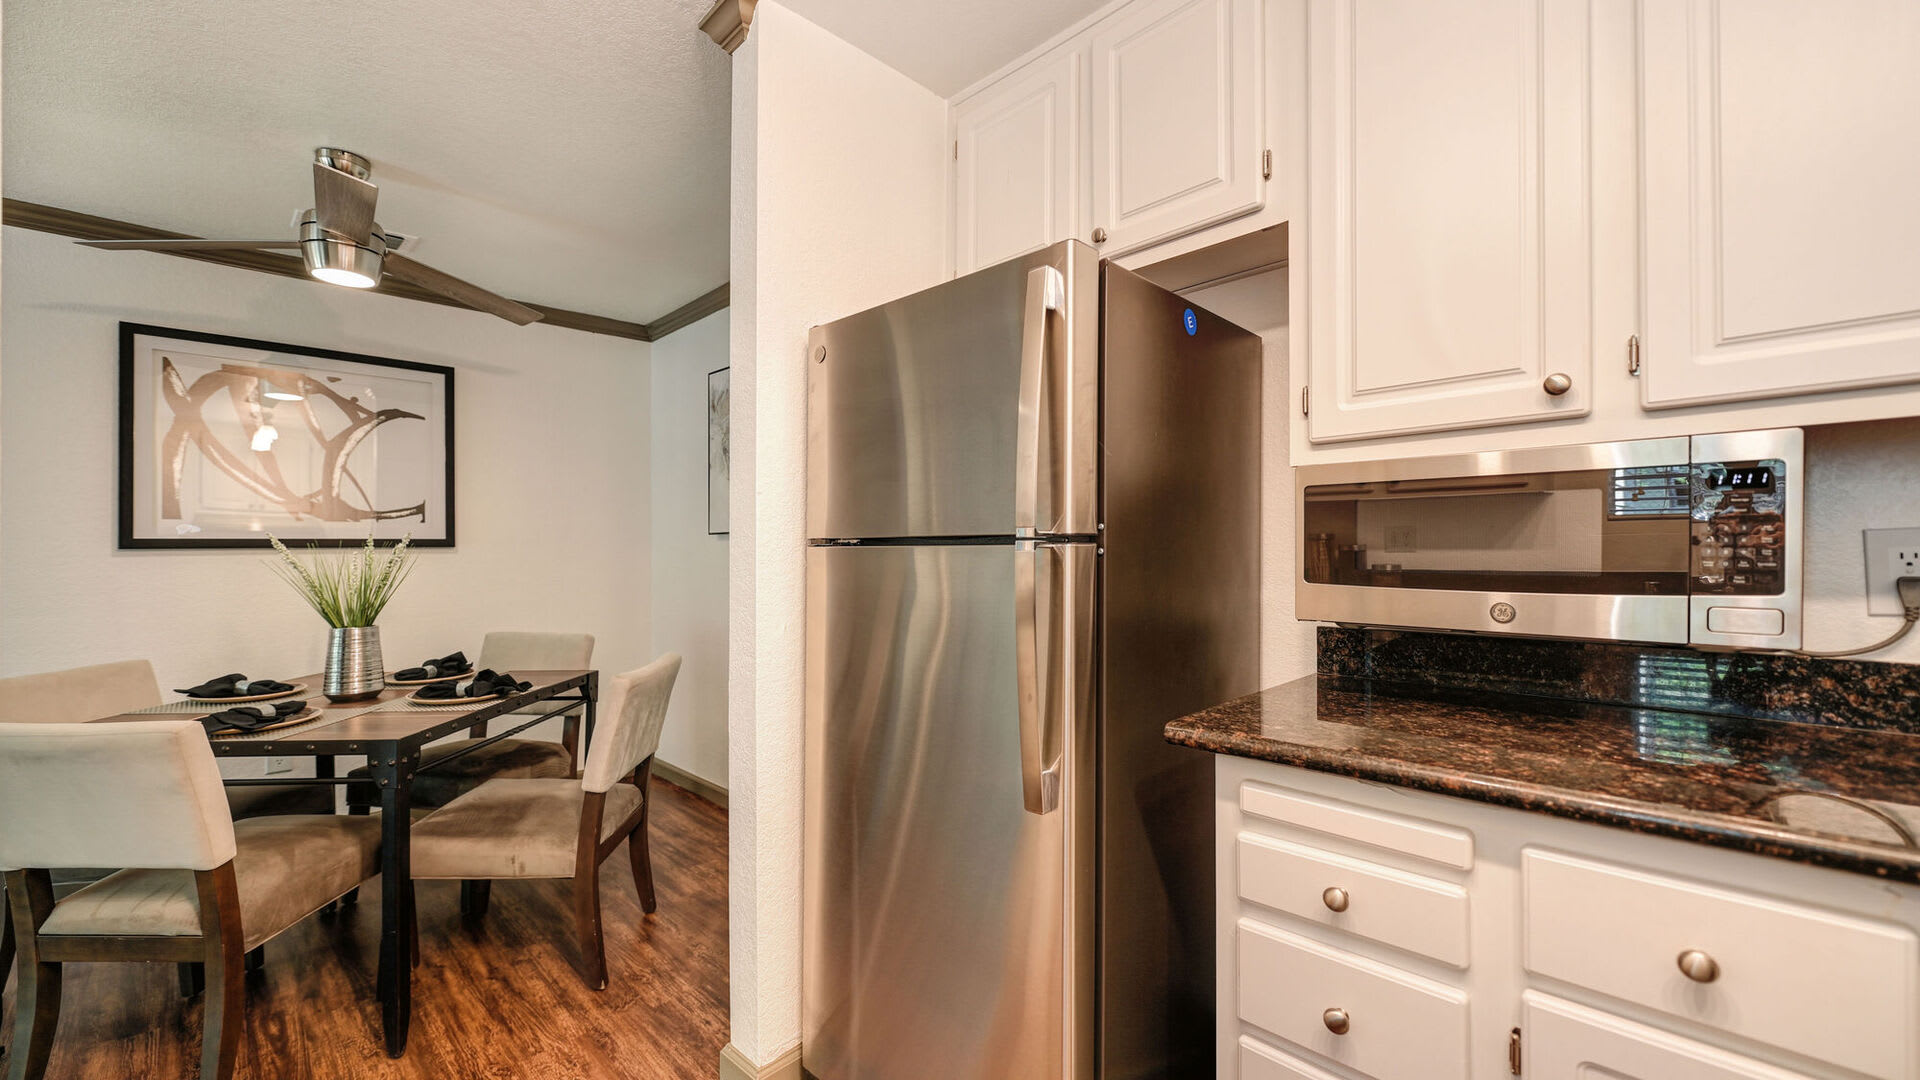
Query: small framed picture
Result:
<box><xmin>119</xmin><ymin>322</ymin><xmax>455</xmax><ymax>548</ymax></box>
<box><xmin>708</xmin><ymin>365</ymin><xmax>730</xmax><ymax>536</ymax></box>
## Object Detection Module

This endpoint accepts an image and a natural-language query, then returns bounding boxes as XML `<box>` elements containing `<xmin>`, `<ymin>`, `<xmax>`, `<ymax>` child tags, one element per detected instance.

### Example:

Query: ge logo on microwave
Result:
<box><xmin>1489</xmin><ymin>603</ymin><xmax>1517</xmax><ymax>624</ymax></box>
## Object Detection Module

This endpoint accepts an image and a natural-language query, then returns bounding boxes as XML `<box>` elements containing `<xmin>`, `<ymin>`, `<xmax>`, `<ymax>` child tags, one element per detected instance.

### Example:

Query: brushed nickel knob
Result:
<box><xmin>1322</xmin><ymin>886</ymin><xmax>1350</xmax><ymax>913</ymax></box>
<box><xmin>1092</xmin><ymin>227</ymin><xmax>1109</xmax><ymax>244</ymax></box>
<box><xmin>1677</xmin><ymin>949</ymin><xmax>1720</xmax><ymax>983</ymax></box>
<box><xmin>1323</xmin><ymin>1007</ymin><xmax>1350</xmax><ymax>1035</ymax></box>
<box><xmin>1543</xmin><ymin>372</ymin><xmax>1573</xmax><ymax>396</ymax></box>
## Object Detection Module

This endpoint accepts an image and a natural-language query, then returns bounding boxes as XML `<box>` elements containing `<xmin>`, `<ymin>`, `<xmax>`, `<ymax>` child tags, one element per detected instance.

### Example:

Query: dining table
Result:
<box><xmin>87</xmin><ymin>668</ymin><xmax>599</xmax><ymax>1058</ymax></box>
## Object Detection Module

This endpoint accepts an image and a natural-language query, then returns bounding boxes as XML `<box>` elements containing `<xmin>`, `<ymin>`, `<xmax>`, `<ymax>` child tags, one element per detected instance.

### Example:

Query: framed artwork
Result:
<box><xmin>708</xmin><ymin>365</ymin><xmax>730</xmax><ymax>535</ymax></box>
<box><xmin>119</xmin><ymin>323</ymin><xmax>455</xmax><ymax>548</ymax></box>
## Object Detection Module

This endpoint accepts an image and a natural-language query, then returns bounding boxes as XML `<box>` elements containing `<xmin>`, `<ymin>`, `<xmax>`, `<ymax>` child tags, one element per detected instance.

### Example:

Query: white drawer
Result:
<box><xmin>1523</xmin><ymin>848</ymin><xmax>1919</xmax><ymax>1080</ymax></box>
<box><xmin>1238</xmin><ymin>832</ymin><xmax>1470</xmax><ymax>967</ymax></box>
<box><xmin>1239</xmin><ymin>1034</ymin><xmax>1347</xmax><ymax>1080</ymax></box>
<box><xmin>1240</xmin><ymin>781</ymin><xmax>1474</xmax><ymax>868</ymax></box>
<box><xmin>1238</xmin><ymin>918</ymin><xmax>1468</xmax><ymax>1080</ymax></box>
<box><xmin>1523</xmin><ymin>991</ymin><xmax>1817</xmax><ymax>1080</ymax></box>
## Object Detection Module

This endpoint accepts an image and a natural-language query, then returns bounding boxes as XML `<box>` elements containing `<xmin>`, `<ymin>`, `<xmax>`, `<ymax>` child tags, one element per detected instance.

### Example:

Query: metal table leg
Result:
<box><xmin>371</xmin><ymin>747</ymin><xmax>416</xmax><ymax>1058</ymax></box>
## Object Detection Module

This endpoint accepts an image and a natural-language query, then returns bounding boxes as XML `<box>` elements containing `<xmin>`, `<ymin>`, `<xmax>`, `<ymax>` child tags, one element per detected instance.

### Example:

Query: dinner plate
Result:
<box><xmin>407</xmin><ymin>688</ymin><xmax>514</xmax><ymax>706</ymax></box>
<box><xmin>182</xmin><ymin>683</ymin><xmax>308</xmax><ymax>705</ymax></box>
<box><xmin>207</xmin><ymin>707</ymin><xmax>320</xmax><ymax>737</ymax></box>
<box><xmin>385</xmin><ymin>670</ymin><xmax>471</xmax><ymax>687</ymax></box>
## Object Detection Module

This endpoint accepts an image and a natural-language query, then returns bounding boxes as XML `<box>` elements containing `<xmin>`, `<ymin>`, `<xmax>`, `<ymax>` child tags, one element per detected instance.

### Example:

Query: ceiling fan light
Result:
<box><xmin>303</xmin><ymin>238</ymin><xmax>383</xmax><ymax>289</ymax></box>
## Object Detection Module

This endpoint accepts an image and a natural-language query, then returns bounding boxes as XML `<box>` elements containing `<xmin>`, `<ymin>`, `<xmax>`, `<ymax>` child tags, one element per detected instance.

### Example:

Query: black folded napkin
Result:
<box><xmin>415</xmin><ymin>669</ymin><xmax>531</xmax><ymax>700</ymax></box>
<box><xmin>393</xmin><ymin>651</ymin><xmax>473</xmax><ymax>682</ymax></box>
<box><xmin>174</xmin><ymin>673</ymin><xmax>296</xmax><ymax>699</ymax></box>
<box><xmin>200</xmin><ymin>699</ymin><xmax>307</xmax><ymax>735</ymax></box>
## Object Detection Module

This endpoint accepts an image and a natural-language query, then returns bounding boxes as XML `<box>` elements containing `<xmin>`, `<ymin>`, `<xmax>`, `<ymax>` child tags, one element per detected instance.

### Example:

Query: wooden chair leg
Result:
<box><xmin>627</xmin><ymin>827</ymin><xmax>656</xmax><ymax>915</ymax></box>
<box><xmin>458</xmin><ymin>880</ymin><xmax>491</xmax><ymax>919</ymax></box>
<box><xmin>193</xmin><ymin>867</ymin><xmax>246</xmax><ymax>1080</ymax></box>
<box><xmin>561</xmin><ymin>713</ymin><xmax>581</xmax><ymax>777</ymax></box>
<box><xmin>177</xmin><ymin>962</ymin><xmax>205</xmax><ymax>999</ymax></box>
<box><xmin>571</xmin><ymin>861</ymin><xmax>608</xmax><ymax>991</ymax></box>
<box><xmin>10</xmin><ymin>956</ymin><xmax>61</xmax><ymax>1080</ymax></box>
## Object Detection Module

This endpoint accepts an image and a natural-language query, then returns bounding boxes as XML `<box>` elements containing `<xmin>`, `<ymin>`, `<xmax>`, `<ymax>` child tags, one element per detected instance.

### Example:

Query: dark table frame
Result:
<box><xmin>100</xmin><ymin>670</ymin><xmax>598</xmax><ymax>1058</ymax></box>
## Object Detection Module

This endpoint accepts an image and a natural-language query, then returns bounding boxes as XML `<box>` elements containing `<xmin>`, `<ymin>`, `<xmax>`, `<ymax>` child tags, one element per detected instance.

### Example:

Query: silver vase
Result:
<box><xmin>324</xmin><ymin>625</ymin><xmax>385</xmax><ymax>702</ymax></box>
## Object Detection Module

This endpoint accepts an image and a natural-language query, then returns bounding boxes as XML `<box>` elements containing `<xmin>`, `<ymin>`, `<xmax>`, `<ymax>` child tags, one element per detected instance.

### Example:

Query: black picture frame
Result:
<box><xmin>118</xmin><ymin>322</ymin><xmax>456</xmax><ymax>549</ymax></box>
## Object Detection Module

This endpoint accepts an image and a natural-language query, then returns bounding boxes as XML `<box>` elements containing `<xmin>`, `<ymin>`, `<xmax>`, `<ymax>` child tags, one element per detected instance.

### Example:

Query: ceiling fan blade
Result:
<box><xmin>313</xmin><ymin>161</ymin><xmax>379</xmax><ymax>242</ymax></box>
<box><xmin>78</xmin><ymin>239</ymin><xmax>301</xmax><ymax>251</ymax></box>
<box><xmin>382</xmin><ymin>253</ymin><xmax>544</xmax><ymax>325</ymax></box>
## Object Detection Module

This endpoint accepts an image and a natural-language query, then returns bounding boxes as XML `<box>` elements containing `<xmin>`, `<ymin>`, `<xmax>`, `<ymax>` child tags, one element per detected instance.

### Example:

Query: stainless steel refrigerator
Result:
<box><xmin>804</xmin><ymin>240</ymin><xmax>1260</xmax><ymax>1080</ymax></box>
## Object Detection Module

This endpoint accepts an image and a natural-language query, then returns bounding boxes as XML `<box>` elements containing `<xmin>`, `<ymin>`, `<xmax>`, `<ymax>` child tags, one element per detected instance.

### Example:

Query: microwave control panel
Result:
<box><xmin>1690</xmin><ymin>459</ymin><xmax>1787</xmax><ymax>596</ymax></box>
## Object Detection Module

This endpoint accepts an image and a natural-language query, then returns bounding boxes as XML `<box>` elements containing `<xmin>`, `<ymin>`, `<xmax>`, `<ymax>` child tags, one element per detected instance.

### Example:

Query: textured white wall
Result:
<box><xmin>0</xmin><ymin>228</ymin><xmax>653</xmax><ymax>754</ymax></box>
<box><xmin>727</xmin><ymin>1</ymin><xmax>949</xmax><ymax>1066</ymax></box>
<box><xmin>650</xmin><ymin>308</ymin><xmax>730</xmax><ymax>789</ymax></box>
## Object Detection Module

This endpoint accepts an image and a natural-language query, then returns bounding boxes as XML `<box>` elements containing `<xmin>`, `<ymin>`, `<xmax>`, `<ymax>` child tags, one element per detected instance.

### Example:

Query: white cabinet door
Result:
<box><xmin>1088</xmin><ymin>0</ymin><xmax>1264</xmax><ymax>257</ymax></box>
<box><xmin>1304</xmin><ymin>0</ymin><xmax>1594</xmax><ymax>443</ymax></box>
<box><xmin>953</xmin><ymin>48</ymin><xmax>1083</xmax><ymax>277</ymax></box>
<box><xmin>1524</xmin><ymin>992</ymin><xmax>1816</xmax><ymax>1080</ymax></box>
<box><xmin>1639</xmin><ymin>0</ymin><xmax>1920</xmax><ymax>409</ymax></box>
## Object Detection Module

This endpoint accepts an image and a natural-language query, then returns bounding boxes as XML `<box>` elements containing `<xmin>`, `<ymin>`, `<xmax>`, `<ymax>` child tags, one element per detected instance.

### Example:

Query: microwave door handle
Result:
<box><xmin>1016</xmin><ymin>266</ymin><xmax>1065</xmax><ymax>537</ymax></box>
<box><xmin>1014</xmin><ymin>540</ymin><xmax>1062</xmax><ymax>815</ymax></box>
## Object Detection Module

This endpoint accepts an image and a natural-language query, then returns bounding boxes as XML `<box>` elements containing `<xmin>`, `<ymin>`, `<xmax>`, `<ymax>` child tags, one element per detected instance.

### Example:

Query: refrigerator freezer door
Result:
<box><xmin>805</xmin><ymin>541</ymin><xmax>1096</xmax><ymax>1080</ymax></box>
<box><xmin>807</xmin><ymin>241</ymin><xmax>1100</xmax><ymax>541</ymax></box>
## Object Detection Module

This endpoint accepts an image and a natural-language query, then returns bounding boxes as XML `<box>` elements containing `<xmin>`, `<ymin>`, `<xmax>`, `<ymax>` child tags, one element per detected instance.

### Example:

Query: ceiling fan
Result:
<box><xmin>80</xmin><ymin>147</ymin><xmax>543</xmax><ymax>325</ymax></box>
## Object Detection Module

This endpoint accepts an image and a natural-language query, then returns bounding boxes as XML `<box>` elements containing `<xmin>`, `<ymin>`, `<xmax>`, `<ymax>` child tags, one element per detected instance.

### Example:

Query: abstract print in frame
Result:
<box><xmin>708</xmin><ymin>365</ymin><xmax>729</xmax><ymax>535</ymax></box>
<box><xmin>119</xmin><ymin>323</ymin><xmax>455</xmax><ymax>548</ymax></box>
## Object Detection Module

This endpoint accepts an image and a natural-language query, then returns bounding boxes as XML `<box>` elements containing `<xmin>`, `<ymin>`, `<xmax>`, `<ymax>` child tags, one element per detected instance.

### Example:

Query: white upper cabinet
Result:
<box><xmin>952</xmin><ymin>48</ymin><xmax>1083</xmax><ymax>277</ymax></box>
<box><xmin>1638</xmin><ymin>0</ymin><xmax>1920</xmax><ymax>409</ymax></box>
<box><xmin>1304</xmin><ymin>0</ymin><xmax>1594</xmax><ymax>443</ymax></box>
<box><xmin>1088</xmin><ymin>0</ymin><xmax>1266</xmax><ymax>257</ymax></box>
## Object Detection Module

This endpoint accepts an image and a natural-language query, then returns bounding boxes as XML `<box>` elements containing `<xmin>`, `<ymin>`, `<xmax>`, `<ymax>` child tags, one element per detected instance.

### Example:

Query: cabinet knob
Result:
<box><xmin>1322</xmin><ymin>1008</ymin><xmax>1350</xmax><ymax>1035</ymax></box>
<box><xmin>1091</xmin><ymin>227</ymin><xmax>1109</xmax><ymax>244</ymax></box>
<box><xmin>1322</xmin><ymin>886</ymin><xmax>1350</xmax><ymax>913</ymax></box>
<box><xmin>1542</xmin><ymin>372</ymin><xmax>1573</xmax><ymax>396</ymax></box>
<box><xmin>1676</xmin><ymin>949</ymin><xmax>1720</xmax><ymax>983</ymax></box>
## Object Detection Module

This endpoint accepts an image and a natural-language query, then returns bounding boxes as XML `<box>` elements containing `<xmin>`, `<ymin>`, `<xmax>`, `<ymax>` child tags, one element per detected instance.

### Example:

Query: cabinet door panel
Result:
<box><xmin>1090</xmin><ymin>0</ymin><xmax>1264</xmax><ymax>256</ymax></box>
<box><xmin>1524</xmin><ymin>992</ymin><xmax>1817</xmax><ymax>1080</ymax></box>
<box><xmin>954</xmin><ymin>49</ymin><xmax>1082</xmax><ymax>276</ymax></box>
<box><xmin>1306</xmin><ymin>0</ymin><xmax>1593</xmax><ymax>442</ymax></box>
<box><xmin>1640</xmin><ymin>0</ymin><xmax>1920</xmax><ymax>407</ymax></box>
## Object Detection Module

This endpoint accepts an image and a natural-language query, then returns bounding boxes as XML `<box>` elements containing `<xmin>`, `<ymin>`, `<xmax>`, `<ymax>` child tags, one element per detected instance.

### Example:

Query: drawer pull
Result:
<box><xmin>1322</xmin><ymin>1007</ymin><xmax>1351</xmax><ymax>1035</ymax></box>
<box><xmin>1676</xmin><ymin>949</ymin><xmax>1720</xmax><ymax>983</ymax></box>
<box><xmin>1322</xmin><ymin>886</ymin><xmax>1350</xmax><ymax>913</ymax></box>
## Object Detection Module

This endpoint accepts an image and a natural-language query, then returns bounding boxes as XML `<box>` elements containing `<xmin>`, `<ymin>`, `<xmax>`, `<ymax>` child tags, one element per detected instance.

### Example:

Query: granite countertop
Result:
<box><xmin>1166</xmin><ymin>674</ymin><xmax>1920</xmax><ymax>883</ymax></box>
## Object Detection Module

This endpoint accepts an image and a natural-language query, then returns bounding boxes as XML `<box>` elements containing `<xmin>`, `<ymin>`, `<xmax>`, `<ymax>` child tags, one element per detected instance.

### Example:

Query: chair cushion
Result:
<box><xmin>39</xmin><ymin>814</ymin><xmax>380</xmax><ymax>950</ymax></box>
<box><xmin>226</xmin><ymin>783</ymin><xmax>335</xmax><ymax>819</ymax></box>
<box><xmin>410</xmin><ymin>778</ymin><xmax>642</xmax><ymax>881</ymax></box>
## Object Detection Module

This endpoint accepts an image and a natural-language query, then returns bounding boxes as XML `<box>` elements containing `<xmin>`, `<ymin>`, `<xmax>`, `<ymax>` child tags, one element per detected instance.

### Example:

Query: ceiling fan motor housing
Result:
<box><xmin>299</xmin><ymin>209</ymin><xmax>385</xmax><ymax>287</ymax></box>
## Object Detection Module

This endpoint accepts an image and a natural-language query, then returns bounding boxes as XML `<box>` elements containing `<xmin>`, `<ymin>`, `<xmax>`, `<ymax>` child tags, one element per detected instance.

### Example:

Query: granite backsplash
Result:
<box><xmin>1317</xmin><ymin>627</ymin><xmax>1920</xmax><ymax>734</ymax></box>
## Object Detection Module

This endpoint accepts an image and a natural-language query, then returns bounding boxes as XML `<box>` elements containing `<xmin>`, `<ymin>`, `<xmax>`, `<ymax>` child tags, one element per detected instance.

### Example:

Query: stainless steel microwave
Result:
<box><xmin>1296</xmin><ymin>429</ymin><xmax>1804</xmax><ymax>649</ymax></box>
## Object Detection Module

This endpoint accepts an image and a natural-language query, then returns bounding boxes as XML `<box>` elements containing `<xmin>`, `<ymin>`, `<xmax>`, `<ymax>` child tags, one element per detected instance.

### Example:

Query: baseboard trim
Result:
<box><xmin>654</xmin><ymin>758</ymin><xmax>728</xmax><ymax>808</ymax></box>
<box><xmin>719</xmin><ymin>1042</ymin><xmax>801</xmax><ymax>1080</ymax></box>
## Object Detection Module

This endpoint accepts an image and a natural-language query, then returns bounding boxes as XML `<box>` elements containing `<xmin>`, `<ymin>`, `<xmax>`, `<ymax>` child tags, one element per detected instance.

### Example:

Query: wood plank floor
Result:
<box><xmin>1</xmin><ymin>778</ymin><xmax>728</xmax><ymax>1079</ymax></box>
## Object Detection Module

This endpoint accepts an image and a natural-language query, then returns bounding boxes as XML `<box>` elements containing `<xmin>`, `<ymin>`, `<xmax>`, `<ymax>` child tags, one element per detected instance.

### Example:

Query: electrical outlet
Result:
<box><xmin>1863</xmin><ymin>528</ymin><xmax>1920</xmax><ymax>616</ymax></box>
<box><xmin>1385</xmin><ymin>525</ymin><xmax>1417</xmax><ymax>552</ymax></box>
<box><xmin>265</xmin><ymin>756</ymin><xmax>294</xmax><ymax>775</ymax></box>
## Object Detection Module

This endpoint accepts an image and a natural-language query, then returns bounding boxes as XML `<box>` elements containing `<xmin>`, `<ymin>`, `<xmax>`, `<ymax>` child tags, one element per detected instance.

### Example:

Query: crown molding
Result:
<box><xmin>2</xmin><ymin>198</ymin><xmax>728</xmax><ymax>343</ymax></box>
<box><xmin>699</xmin><ymin>0</ymin><xmax>757</xmax><ymax>53</ymax></box>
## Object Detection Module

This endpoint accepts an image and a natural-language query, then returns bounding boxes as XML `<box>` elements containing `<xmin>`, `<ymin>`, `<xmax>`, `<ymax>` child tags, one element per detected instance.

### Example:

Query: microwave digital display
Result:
<box><xmin>1708</xmin><ymin>467</ymin><xmax>1775</xmax><ymax>492</ymax></box>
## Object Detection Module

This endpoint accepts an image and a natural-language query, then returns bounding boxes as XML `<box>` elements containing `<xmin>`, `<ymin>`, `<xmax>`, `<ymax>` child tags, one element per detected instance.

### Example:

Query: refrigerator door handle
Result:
<box><xmin>1015</xmin><ymin>265</ymin><xmax>1066</xmax><ymax>538</ymax></box>
<box><xmin>1014</xmin><ymin>539</ymin><xmax>1064</xmax><ymax>814</ymax></box>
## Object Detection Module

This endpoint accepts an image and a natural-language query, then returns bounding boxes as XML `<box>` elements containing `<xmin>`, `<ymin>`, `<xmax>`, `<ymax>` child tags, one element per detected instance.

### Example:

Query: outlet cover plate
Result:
<box><xmin>1863</xmin><ymin>528</ymin><xmax>1920</xmax><ymax>616</ymax></box>
<box><xmin>265</xmin><ymin>756</ymin><xmax>293</xmax><ymax>775</ymax></box>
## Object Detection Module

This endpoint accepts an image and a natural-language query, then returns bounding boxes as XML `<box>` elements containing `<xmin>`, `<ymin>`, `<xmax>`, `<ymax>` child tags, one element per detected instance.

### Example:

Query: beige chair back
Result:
<box><xmin>478</xmin><ymin>631</ymin><xmax>595</xmax><ymax>672</ymax></box>
<box><xmin>0</xmin><ymin>721</ymin><xmax>237</xmax><ymax>872</ymax></box>
<box><xmin>580</xmin><ymin>654</ymin><xmax>681</xmax><ymax>794</ymax></box>
<box><xmin>0</xmin><ymin>659</ymin><xmax>163</xmax><ymax>724</ymax></box>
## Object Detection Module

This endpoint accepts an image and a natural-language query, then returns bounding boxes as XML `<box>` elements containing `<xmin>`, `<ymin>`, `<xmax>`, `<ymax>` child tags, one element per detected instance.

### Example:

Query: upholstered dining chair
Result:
<box><xmin>409</xmin><ymin>653</ymin><xmax>679</xmax><ymax>990</ymax></box>
<box><xmin>347</xmin><ymin>630</ymin><xmax>595</xmax><ymax>812</ymax></box>
<box><xmin>0</xmin><ymin>660</ymin><xmax>334</xmax><ymax>819</ymax></box>
<box><xmin>0</xmin><ymin>721</ymin><xmax>381</xmax><ymax>1080</ymax></box>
